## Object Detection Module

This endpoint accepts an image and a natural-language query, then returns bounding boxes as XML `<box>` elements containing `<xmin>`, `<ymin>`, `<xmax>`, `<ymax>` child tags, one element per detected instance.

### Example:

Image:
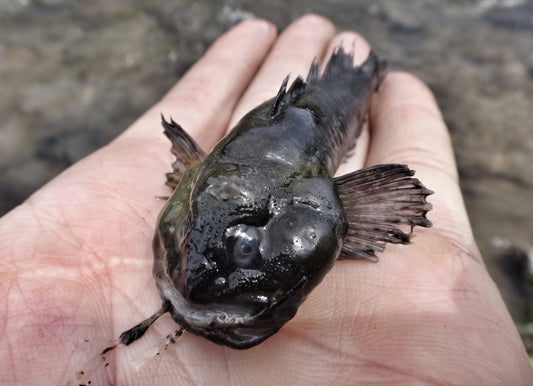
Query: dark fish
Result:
<box><xmin>120</xmin><ymin>48</ymin><xmax>433</xmax><ymax>350</ymax></box>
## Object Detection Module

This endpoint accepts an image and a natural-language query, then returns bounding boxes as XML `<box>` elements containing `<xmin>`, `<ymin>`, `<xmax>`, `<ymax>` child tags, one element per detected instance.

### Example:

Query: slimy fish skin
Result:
<box><xmin>120</xmin><ymin>48</ymin><xmax>433</xmax><ymax>350</ymax></box>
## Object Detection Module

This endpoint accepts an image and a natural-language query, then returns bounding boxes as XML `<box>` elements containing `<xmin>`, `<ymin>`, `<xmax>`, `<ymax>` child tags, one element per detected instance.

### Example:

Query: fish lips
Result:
<box><xmin>187</xmin><ymin>300</ymin><xmax>298</xmax><ymax>350</ymax></box>
<box><xmin>161</xmin><ymin>274</ymin><xmax>307</xmax><ymax>349</ymax></box>
<box><xmin>193</xmin><ymin>276</ymin><xmax>308</xmax><ymax>349</ymax></box>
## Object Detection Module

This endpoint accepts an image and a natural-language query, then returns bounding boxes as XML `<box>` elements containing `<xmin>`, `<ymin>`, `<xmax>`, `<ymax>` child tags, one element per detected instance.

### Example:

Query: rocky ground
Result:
<box><xmin>1</xmin><ymin>0</ymin><xmax>532</xmax><ymax>354</ymax></box>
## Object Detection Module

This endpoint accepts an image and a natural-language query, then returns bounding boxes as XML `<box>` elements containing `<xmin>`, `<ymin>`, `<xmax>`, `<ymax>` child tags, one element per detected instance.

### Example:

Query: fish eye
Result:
<box><xmin>236</xmin><ymin>232</ymin><xmax>259</xmax><ymax>257</ymax></box>
<box><xmin>225</xmin><ymin>225</ymin><xmax>263</xmax><ymax>267</ymax></box>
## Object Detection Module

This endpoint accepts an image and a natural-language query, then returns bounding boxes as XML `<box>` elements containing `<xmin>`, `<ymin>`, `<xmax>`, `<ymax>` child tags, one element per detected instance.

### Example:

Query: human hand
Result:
<box><xmin>1</xmin><ymin>14</ymin><xmax>531</xmax><ymax>385</ymax></box>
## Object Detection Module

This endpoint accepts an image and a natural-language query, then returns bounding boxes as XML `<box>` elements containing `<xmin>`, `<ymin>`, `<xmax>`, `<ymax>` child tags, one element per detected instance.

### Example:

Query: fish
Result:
<box><xmin>119</xmin><ymin>47</ymin><xmax>433</xmax><ymax>350</ymax></box>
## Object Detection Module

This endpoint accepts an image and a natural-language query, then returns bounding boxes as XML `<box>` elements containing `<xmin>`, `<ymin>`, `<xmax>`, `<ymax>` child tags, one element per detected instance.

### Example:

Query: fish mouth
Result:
<box><xmin>194</xmin><ymin>321</ymin><xmax>284</xmax><ymax>349</ymax></box>
<box><xmin>191</xmin><ymin>293</ymin><xmax>304</xmax><ymax>349</ymax></box>
<box><xmin>155</xmin><ymin>267</ymin><xmax>308</xmax><ymax>349</ymax></box>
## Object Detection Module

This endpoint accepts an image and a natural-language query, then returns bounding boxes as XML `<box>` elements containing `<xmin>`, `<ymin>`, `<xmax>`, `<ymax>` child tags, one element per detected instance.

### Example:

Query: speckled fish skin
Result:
<box><xmin>120</xmin><ymin>48</ymin><xmax>433</xmax><ymax>350</ymax></box>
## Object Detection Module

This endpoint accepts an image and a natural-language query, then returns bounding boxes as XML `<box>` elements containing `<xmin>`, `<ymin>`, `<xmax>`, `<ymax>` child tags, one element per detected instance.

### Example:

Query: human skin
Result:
<box><xmin>0</xmin><ymin>14</ymin><xmax>531</xmax><ymax>385</ymax></box>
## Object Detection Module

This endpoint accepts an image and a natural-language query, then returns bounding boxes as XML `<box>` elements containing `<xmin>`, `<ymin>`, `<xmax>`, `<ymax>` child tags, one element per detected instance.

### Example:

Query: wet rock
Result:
<box><xmin>484</xmin><ymin>3</ymin><xmax>533</xmax><ymax>30</ymax></box>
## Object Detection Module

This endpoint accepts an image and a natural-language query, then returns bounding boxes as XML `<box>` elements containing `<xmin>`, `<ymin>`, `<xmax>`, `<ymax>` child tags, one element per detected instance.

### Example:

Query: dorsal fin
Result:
<box><xmin>306</xmin><ymin>59</ymin><xmax>320</xmax><ymax>82</ymax></box>
<box><xmin>335</xmin><ymin>164</ymin><xmax>433</xmax><ymax>262</ymax></box>
<box><xmin>161</xmin><ymin>115</ymin><xmax>207</xmax><ymax>189</ymax></box>
<box><xmin>270</xmin><ymin>75</ymin><xmax>289</xmax><ymax>117</ymax></box>
<box><xmin>288</xmin><ymin>76</ymin><xmax>306</xmax><ymax>97</ymax></box>
<box><xmin>270</xmin><ymin>75</ymin><xmax>307</xmax><ymax>118</ymax></box>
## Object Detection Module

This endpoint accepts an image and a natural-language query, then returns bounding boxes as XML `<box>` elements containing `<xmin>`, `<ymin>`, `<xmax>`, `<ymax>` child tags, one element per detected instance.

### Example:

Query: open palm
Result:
<box><xmin>1</xmin><ymin>15</ymin><xmax>531</xmax><ymax>385</ymax></box>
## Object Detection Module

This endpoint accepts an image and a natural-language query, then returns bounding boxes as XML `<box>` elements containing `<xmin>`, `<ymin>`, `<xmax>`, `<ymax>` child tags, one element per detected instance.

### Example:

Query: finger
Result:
<box><xmin>367</xmin><ymin>72</ymin><xmax>476</xmax><ymax>246</ymax></box>
<box><xmin>118</xmin><ymin>19</ymin><xmax>277</xmax><ymax>151</ymax></box>
<box><xmin>226</xmin><ymin>14</ymin><xmax>336</xmax><ymax>131</ymax></box>
<box><xmin>320</xmin><ymin>32</ymin><xmax>372</xmax><ymax>176</ymax></box>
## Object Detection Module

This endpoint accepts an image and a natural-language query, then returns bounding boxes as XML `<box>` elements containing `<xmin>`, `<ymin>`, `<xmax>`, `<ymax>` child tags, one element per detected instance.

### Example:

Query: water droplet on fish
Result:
<box><xmin>214</xmin><ymin>276</ymin><xmax>227</xmax><ymax>287</ymax></box>
<box><xmin>220</xmin><ymin>192</ymin><xmax>230</xmax><ymax>201</ymax></box>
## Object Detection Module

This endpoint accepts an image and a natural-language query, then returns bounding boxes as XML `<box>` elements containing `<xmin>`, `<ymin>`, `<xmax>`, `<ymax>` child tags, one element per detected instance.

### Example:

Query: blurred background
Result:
<box><xmin>0</xmin><ymin>0</ymin><xmax>531</xmax><ymax>357</ymax></box>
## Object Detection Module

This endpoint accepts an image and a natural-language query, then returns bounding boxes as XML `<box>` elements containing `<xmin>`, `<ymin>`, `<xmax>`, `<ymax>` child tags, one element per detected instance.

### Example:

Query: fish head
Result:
<box><xmin>154</xmin><ymin>169</ymin><xmax>346</xmax><ymax>349</ymax></box>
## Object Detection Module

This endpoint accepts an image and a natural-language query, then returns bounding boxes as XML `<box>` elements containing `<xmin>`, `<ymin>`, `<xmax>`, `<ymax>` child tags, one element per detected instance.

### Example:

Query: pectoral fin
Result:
<box><xmin>161</xmin><ymin>115</ymin><xmax>207</xmax><ymax>189</ymax></box>
<box><xmin>335</xmin><ymin>164</ymin><xmax>433</xmax><ymax>262</ymax></box>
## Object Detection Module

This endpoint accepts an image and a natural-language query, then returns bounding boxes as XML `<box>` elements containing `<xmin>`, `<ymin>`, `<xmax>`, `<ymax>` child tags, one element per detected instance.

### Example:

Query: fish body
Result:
<box><xmin>120</xmin><ymin>48</ymin><xmax>432</xmax><ymax>349</ymax></box>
